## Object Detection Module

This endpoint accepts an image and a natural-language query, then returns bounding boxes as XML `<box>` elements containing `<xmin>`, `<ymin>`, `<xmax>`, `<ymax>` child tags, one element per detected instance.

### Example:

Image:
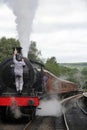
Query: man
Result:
<box><xmin>43</xmin><ymin>74</ymin><xmax>48</xmax><ymax>92</ymax></box>
<box><xmin>13</xmin><ymin>48</ymin><xmax>25</xmax><ymax>94</ymax></box>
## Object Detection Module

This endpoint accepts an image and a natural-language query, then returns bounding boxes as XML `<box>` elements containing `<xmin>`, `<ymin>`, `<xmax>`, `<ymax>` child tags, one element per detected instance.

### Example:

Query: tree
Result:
<box><xmin>45</xmin><ymin>57</ymin><xmax>61</xmax><ymax>76</ymax></box>
<box><xmin>45</xmin><ymin>56</ymin><xmax>81</xmax><ymax>85</ymax></box>
<box><xmin>81</xmin><ymin>67</ymin><xmax>87</xmax><ymax>77</ymax></box>
<box><xmin>0</xmin><ymin>37</ymin><xmax>20</xmax><ymax>62</ymax></box>
<box><xmin>28</xmin><ymin>41</ymin><xmax>42</xmax><ymax>62</ymax></box>
<box><xmin>46</xmin><ymin>57</ymin><xmax>58</xmax><ymax>64</ymax></box>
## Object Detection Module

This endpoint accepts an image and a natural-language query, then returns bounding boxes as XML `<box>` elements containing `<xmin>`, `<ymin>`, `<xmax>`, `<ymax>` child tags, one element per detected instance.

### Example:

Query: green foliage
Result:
<box><xmin>45</xmin><ymin>57</ymin><xmax>61</xmax><ymax>76</ymax></box>
<box><xmin>44</xmin><ymin>56</ymin><xmax>83</xmax><ymax>88</ymax></box>
<box><xmin>28</xmin><ymin>41</ymin><xmax>42</xmax><ymax>62</ymax></box>
<box><xmin>0</xmin><ymin>37</ymin><xmax>20</xmax><ymax>62</ymax></box>
<box><xmin>80</xmin><ymin>68</ymin><xmax>87</xmax><ymax>89</ymax></box>
<box><xmin>81</xmin><ymin>67</ymin><xmax>87</xmax><ymax>76</ymax></box>
<box><xmin>46</xmin><ymin>57</ymin><xmax>58</xmax><ymax>64</ymax></box>
<box><xmin>45</xmin><ymin>56</ymin><xmax>79</xmax><ymax>79</ymax></box>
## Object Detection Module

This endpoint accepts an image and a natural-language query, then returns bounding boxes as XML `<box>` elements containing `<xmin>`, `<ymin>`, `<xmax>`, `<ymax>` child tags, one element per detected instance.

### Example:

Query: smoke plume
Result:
<box><xmin>1</xmin><ymin>0</ymin><xmax>38</xmax><ymax>57</ymax></box>
<box><xmin>36</xmin><ymin>95</ymin><xmax>62</xmax><ymax>117</ymax></box>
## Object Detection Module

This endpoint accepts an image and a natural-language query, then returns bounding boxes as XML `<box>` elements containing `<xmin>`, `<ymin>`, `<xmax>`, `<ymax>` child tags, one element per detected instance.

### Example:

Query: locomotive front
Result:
<box><xmin>0</xmin><ymin>47</ymin><xmax>44</xmax><ymax>120</ymax></box>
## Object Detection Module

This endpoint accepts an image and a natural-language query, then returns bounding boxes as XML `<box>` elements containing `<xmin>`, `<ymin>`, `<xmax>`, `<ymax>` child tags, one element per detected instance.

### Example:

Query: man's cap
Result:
<box><xmin>13</xmin><ymin>47</ymin><xmax>22</xmax><ymax>53</ymax></box>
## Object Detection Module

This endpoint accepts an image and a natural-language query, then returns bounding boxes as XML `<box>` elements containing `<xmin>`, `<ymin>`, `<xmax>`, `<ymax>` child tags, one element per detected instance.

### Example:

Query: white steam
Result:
<box><xmin>10</xmin><ymin>98</ymin><xmax>21</xmax><ymax>119</ymax></box>
<box><xmin>1</xmin><ymin>0</ymin><xmax>38</xmax><ymax>57</ymax></box>
<box><xmin>36</xmin><ymin>95</ymin><xmax>62</xmax><ymax>117</ymax></box>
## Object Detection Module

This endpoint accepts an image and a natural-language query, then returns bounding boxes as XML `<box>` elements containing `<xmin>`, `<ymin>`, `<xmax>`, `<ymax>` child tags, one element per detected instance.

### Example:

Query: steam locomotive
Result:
<box><xmin>0</xmin><ymin>47</ymin><xmax>44</xmax><ymax>121</ymax></box>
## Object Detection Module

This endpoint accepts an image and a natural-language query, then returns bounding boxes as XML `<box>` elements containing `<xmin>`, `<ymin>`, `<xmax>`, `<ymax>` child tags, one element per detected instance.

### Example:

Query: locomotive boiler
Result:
<box><xmin>0</xmin><ymin>47</ymin><xmax>44</xmax><ymax>121</ymax></box>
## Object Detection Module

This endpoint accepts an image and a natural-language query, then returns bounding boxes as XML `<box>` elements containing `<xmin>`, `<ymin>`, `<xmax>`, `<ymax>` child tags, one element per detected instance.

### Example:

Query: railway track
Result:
<box><xmin>24</xmin><ymin>116</ymin><xmax>56</xmax><ymax>130</ymax></box>
<box><xmin>0</xmin><ymin>116</ymin><xmax>56</xmax><ymax>130</ymax></box>
<box><xmin>55</xmin><ymin>115</ymin><xmax>67</xmax><ymax>130</ymax></box>
<box><xmin>0</xmin><ymin>114</ymin><xmax>68</xmax><ymax>130</ymax></box>
<box><xmin>77</xmin><ymin>96</ymin><xmax>87</xmax><ymax>114</ymax></box>
<box><xmin>0</xmin><ymin>122</ymin><xmax>26</xmax><ymax>130</ymax></box>
<box><xmin>62</xmin><ymin>94</ymin><xmax>87</xmax><ymax>130</ymax></box>
<box><xmin>52</xmin><ymin>94</ymin><xmax>82</xmax><ymax>130</ymax></box>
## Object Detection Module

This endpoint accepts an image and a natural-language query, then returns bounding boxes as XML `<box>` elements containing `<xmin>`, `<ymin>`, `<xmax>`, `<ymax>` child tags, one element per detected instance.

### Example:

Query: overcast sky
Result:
<box><xmin>0</xmin><ymin>0</ymin><xmax>87</xmax><ymax>63</ymax></box>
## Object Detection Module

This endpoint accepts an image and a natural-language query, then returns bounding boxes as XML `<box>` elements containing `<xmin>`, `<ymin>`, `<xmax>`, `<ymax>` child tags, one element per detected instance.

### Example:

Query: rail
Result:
<box><xmin>23</xmin><ymin>121</ymin><xmax>32</xmax><ymax>130</ymax></box>
<box><xmin>61</xmin><ymin>94</ymin><xmax>82</xmax><ymax>130</ymax></box>
<box><xmin>77</xmin><ymin>96</ymin><xmax>87</xmax><ymax>115</ymax></box>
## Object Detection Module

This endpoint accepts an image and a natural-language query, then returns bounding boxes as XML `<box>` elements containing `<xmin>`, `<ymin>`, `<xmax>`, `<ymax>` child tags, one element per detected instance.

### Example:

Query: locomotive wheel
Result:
<box><xmin>23</xmin><ymin>106</ymin><xmax>36</xmax><ymax>120</ymax></box>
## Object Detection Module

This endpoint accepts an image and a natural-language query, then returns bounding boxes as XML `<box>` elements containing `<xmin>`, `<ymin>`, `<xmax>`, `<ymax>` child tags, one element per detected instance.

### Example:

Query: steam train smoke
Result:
<box><xmin>10</xmin><ymin>98</ymin><xmax>21</xmax><ymax>119</ymax></box>
<box><xmin>36</xmin><ymin>95</ymin><xmax>62</xmax><ymax>117</ymax></box>
<box><xmin>1</xmin><ymin>0</ymin><xmax>38</xmax><ymax>57</ymax></box>
<box><xmin>50</xmin><ymin>79</ymin><xmax>60</xmax><ymax>93</ymax></box>
<box><xmin>74</xmin><ymin>71</ymin><xmax>85</xmax><ymax>89</ymax></box>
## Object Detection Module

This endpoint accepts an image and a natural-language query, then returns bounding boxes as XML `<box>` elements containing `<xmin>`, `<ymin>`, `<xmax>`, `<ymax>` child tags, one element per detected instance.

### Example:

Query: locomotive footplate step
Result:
<box><xmin>1</xmin><ymin>92</ymin><xmax>18</xmax><ymax>96</ymax></box>
<box><xmin>1</xmin><ymin>92</ymin><xmax>35</xmax><ymax>96</ymax></box>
